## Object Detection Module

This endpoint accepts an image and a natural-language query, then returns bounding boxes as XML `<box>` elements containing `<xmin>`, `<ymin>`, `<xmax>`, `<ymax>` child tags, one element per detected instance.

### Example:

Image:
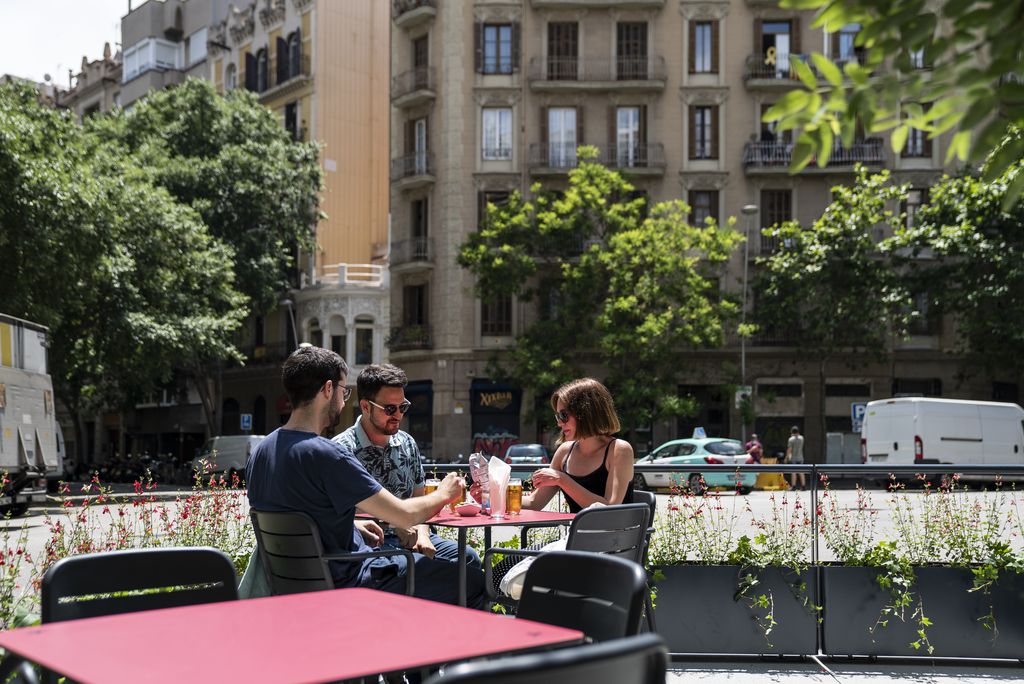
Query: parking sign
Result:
<box><xmin>240</xmin><ymin>413</ymin><xmax>253</xmax><ymax>432</ymax></box>
<box><xmin>851</xmin><ymin>402</ymin><xmax>867</xmax><ymax>433</ymax></box>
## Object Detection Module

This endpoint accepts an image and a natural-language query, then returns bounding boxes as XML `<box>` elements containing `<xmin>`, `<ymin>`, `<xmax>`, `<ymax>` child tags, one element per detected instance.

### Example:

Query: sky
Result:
<box><xmin>0</xmin><ymin>0</ymin><xmax>130</xmax><ymax>87</ymax></box>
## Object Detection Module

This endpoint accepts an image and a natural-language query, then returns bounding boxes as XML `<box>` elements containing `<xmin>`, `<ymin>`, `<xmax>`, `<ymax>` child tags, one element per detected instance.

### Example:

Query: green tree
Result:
<box><xmin>0</xmin><ymin>82</ymin><xmax>246</xmax><ymax>456</ymax></box>
<box><xmin>458</xmin><ymin>148</ymin><xmax>742</xmax><ymax>440</ymax></box>
<box><xmin>766</xmin><ymin>0</ymin><xmax>1024</xmax><ymax>206</ymax></box>
<box><xmin>86</xmin><ymin>80</ymin><xmax>323</xmax><ymax>430</ymax></box>
<box><xmin>892</xmin><ymin>136</ymin><xmax>1024</xmax><ymax>386</ymax></box>
<box><xmin>754</xmin><ymin>168</ymin><xmax>911</xmax><ymax>457</ymax></box>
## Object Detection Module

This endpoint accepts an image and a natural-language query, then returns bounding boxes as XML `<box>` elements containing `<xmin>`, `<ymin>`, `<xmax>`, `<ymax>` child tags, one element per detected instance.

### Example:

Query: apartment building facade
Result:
<box><xmin>389</xmin><ymin>0</ymin><xmax>994</xmax><ymax>462</ymax></box>
<box><xmin>57</xmin><ymin>44</ymin><xmax>123</xmax><ymax>118</ymax></box>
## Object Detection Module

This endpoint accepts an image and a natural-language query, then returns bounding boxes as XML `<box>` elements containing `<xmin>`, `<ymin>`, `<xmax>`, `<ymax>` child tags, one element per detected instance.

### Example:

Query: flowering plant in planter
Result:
<box><xmin>647</xmin><ymin>478</ymin><xmax>818</xmax><ymax>650</ymax></box>
<box><xmin>818</xmin><ymin>474</ymin><xmax>1024</xmax><ymax>656</ymax></box>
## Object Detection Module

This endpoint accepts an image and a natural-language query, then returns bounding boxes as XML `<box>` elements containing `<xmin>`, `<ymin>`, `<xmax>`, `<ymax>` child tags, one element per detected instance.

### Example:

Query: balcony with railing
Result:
<box><xmin>391</xmin><ymin>66</ymin><xmax>436</xmax><ymax>108</ymax></box>
<box><xmin>599</xmin><ymin>142</ymin><xmax>666</xmax><ymax>175</ymax></box>
<box><xmin>392</xmin><ymin>0</ymin><xmax>436</xmax><ymax>30</ymax></box>
<box><xmin>528</xmin><ymin>143</ymin><xmax>580</xmax><ymax>174</ymax></box>
<box><xmin>258</xmin><ymin>53</ymin><xmax>312</xmax><ymax>104</ymax></box>
<box><xmin>742</xmin><ymin>139</ymin><xmax>884</xmax><ymax>174</ymax></box>
<box><xmin>309</xmin><ymin>263</ymin><xmax>388</xmax><ymax>289</ymax></box>
<box><xmin>528</xmin><ymin>56</ymin><xmax>666</xmax><ymax>91</ymax></box>
<box><xmin>744</xmin><ymin>53</ymin><xmax>807</xmax><ymax>87</ymax></box>
<box><xmin>388</xmin><ymin>324</ymin><xmax>433</xmax><ymax>352</ymax></box>
<box><xmin>390</xmin><ymin>237</ymin><xmax>434</xmax><ymax>270</ymax></box>
<box><xmin>390</xmin><ymin>152</ymin><xmax>435</xmax><ymax>189</ymax></box>
<box><xmin>531</xmin><ymin>0</ymin><xmax>664</xmax><ymax>7</ymax></box>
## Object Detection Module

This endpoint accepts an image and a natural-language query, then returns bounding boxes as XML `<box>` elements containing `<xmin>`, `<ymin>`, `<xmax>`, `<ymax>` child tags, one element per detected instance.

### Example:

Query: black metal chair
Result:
<box><xmin>41</xmin><ymin>546</ymin><xmax>238</xmax><ymax>623</ymax></box>
<box><xmin>516</xmin><ymin>550</ymin><xmax>648</xmax><ymax>642</ymax></box>
<box><xmin>422</xmin><ymin>632</ymin><xmax>668</xmax><ymax>684</ymax></box>
<box><xmin>484</xmin><ymin>503</ymin><xmax>649</xmax><ymax>608</ymax></box>
<box><xmin>250</xmin><ymin>509</ymin><xmax>415</xmax><ymax>595</ymax></box>
<box><xmin>632</xmin><ymin>489</ymin><xmax>658</xmax><ymax>632</ymax></box>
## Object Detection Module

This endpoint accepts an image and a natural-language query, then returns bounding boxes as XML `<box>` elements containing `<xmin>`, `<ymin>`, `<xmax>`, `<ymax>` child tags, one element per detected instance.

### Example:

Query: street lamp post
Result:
<box><xmin>280</xmin><ymin>298</ymin><xmax>298</xmax><ymax>351</ymax></box>
<box><xmin>740</xmin><ymin>204</ymin><xmax>759</xmax><ymax>443</ymax></box>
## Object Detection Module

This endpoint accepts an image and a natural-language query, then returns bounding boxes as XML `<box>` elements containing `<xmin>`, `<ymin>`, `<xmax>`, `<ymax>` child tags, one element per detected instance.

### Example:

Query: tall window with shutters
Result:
<box><xmin>611</xmin><ymin>106</ymin><xmax>646</xmax><ymax>167</ymax></box>
<box><xmin>760</xmin><ymin>189</ymin><xmax>792</xmax><ymax>253</ymax></box>
<box><xmin>476</xmin><ymin>23</ymin><xmax>519</xmax><ymax>74</ymax></box>
<box><xmin>482</xmin><ymin>108</ymin><xmax>513</xmax><ymax>160</ymax></box>
<box><xmin>754</xmin><ymin>19</ymin><xmax>799</xmax><ymax>79</ymax></box>
<box><xmin>616</xmin><ymin>22</ymin><xmax>647</xmax><ymax>79</ymax></box>
<box><xmin>688</xmin><ymin>190</ymin><xmax>720</xmax><ymax>226</ymax></box>
<box><xmin>547</xmin><ymin>22</ymin><xmax>578</xmax><ymax>80</ymax></box>
<box><xmin>481</xmin><ymin>294</ymin><xmax>513</xmax><ymax>337</ymax></box>
<box><xmin>690</xmin><ymin>21</ymin><xmax>719</xmax><ymax>74</ymax></box>
<box><xmin>542</xmin><ymin>106</ymin><xmax>580</xmax><ymax>168</ymax></box>
<box><xmin>688</xmin><ymin>105</ymin><xmax>718</xmax><ymax>160</ymax></box>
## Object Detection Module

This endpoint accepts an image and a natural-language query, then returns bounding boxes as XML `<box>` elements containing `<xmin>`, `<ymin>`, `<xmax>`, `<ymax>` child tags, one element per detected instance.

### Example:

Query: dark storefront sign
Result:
<box><xmin>470</xmin><ymin>379</ymin><xmax>521</xmax><ymax>457</ymax></box>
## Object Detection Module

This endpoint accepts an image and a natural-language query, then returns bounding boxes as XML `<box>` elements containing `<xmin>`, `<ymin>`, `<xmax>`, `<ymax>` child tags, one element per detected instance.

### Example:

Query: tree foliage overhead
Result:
<box><xmin>767</xmin><ymin>0</ymin><xmax>1024</xmax><ymax>206</ymax></box>
<box><xmin>893</xmin><ymin>132</ymin><xmax>1024</xmax><ymax>383</ymax></box>
<box><xmin>0</xmin><ymin>79</ymin><xmax>321</xmax><ymax>436</ymax></box>
<box><xmin>458</xmin><ymin>148</ymin><xmax>742</xmax><ymax>432</ymax></box>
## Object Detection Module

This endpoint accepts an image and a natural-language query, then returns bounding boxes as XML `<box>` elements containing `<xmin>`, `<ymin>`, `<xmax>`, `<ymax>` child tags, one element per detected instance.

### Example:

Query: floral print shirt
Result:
<box><xmin>332</xmin><ymin>416</ymin><xmax>425</xmax><ymax>500</ymax></box>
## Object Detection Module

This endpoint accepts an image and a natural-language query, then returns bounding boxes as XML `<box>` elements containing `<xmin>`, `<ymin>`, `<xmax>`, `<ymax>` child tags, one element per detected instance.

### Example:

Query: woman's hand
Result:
<box><xmin>469</xmin><ymin>481</ymin><xmax>484</xmax><ymax>503</ymax></box>
<box><xmin>530</xmin><ymin>467</ymin><xmax>563</xmax><ymax>489</ymax></box>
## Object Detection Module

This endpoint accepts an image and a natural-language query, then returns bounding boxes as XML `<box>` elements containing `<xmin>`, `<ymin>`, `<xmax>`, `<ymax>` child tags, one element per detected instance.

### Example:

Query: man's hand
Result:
<box><xmin>411</xmin><ymin>528</ymin><xmax>436</xmax><ymax>559</ymax></box>
<box><xmin>438</xmin><ymin>472</ymin><xmax>466</xmax><ymax>503</ymax></box>
<box><xmin>395</xmin><ymin>526</ymin><xmax>418</xmax><ymax>548</ymax></box>
<box><xmin>355</xmin><ymin>520</ymin><xmax>383</xmax><ymax>547</ymax></box>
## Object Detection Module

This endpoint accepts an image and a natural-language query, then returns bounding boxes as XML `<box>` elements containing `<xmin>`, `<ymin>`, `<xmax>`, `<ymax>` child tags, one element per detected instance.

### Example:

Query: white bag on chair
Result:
<box><xmin>499</xmin><ymin>537</ymin><xmax>567</xmax><ymax>600</ymax></box>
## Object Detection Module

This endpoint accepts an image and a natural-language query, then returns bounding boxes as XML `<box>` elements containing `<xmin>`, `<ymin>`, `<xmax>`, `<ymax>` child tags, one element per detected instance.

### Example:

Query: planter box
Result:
<box><xmin>822</xmin><ymin>566</ymin><xmax>1024</xmax><ymax>659</ymax></box>
<box><xmin>652</xmin><ymin>564</ymin><xmax>818</xmax><ymax>655</ymax></box>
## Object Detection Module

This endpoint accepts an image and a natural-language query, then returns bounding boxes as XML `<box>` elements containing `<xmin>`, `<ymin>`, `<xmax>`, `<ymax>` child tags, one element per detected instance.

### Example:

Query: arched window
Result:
<box><xmin>288</xmin><ymin>31</ymin><xmax>302</xmax><ymax>78</ymax></box>
<box><xmin>329</xmin><ymin>315</ymin><xmax>347</xmax><ymax>358</ymax></box>
<box><xmin>256</xmin><ymin>48</ymin><xmax>268</xmax><ymax>92</ymax></box>
<box><xmin>224</xmin><ymin>63</ymin><xmax>237</xmax><ymax>90</ymax></box>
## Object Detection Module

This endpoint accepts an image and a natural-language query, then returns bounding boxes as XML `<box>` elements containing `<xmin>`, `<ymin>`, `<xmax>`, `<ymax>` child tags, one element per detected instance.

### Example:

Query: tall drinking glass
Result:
<box><xmin>507</xmin><ymin>478</ymin><xmax>522</xmax><ymax>515</ymax></box>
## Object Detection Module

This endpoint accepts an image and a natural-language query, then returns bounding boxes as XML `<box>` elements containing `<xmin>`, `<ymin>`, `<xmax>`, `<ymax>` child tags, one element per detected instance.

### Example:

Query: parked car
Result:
<box><xmin>503</xmin><ymin>443</ymin><xmax>550</xmax><ymax>465</ymax></box>
<box><xmin>633</xmin><ymin>438</ymin><xmax>757</xmax><ymax>495</ymax></box>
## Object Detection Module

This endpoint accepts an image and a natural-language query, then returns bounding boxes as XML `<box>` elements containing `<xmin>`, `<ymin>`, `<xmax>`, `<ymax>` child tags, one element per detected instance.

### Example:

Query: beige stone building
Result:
<box><xmin>388</xmin><ymin>0</ymin><xmax>997</xmax><ymax>462</ymax></box>
<box><xmin>56</xmin><ymin>44</ymin><xmax>122</xmax><ymax>118</ymax></box>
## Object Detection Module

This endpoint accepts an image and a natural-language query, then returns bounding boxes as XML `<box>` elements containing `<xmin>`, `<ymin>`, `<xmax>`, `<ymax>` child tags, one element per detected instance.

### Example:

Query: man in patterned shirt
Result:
<box><xmin>333</xmin><ymin>364</ymin><xmax>480</xmax><ymax>567</ymax></box>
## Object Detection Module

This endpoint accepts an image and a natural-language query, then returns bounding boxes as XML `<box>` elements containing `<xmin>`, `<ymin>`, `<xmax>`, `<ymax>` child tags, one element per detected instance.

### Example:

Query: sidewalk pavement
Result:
<box><xmin>666</xmin><ymin>658</ymin><xmax>1024</xmax><ymax>683</ymax></box>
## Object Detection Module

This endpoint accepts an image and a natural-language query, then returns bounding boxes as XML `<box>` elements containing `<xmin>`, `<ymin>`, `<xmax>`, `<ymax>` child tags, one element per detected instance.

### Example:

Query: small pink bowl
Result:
<box><xmin>455</xmin><ymin>503</ymin><xmax>481</xmax><ymax>517</ymax></box>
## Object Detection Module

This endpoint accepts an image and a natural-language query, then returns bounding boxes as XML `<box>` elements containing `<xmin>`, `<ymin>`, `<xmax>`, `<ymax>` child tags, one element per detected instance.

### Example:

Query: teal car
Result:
<box><xmin>633</xmin><ymin>438</ymin><xmax>757</xmax><ymax>495</ymax></box>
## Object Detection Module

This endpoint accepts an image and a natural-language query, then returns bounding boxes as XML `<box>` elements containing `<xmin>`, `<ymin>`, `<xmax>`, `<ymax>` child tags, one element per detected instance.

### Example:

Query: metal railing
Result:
<box><xmin>390</xmin><ymin>237</ymin><xmax>433</xmax><ymax>266</ymax></box>
<box><xmin>528</xmin><ymin>142</ymin><xmax>580</xmax><ymax>170</ymax></box>
<box><xmin>317</xmin><ymin>263</ymin><xmax>386</xmax><ymax>287</ymax></box>
<box><xmin>528</xmin><ymin>56</ymin><xmax>667</xmax><ymax>82</ymax></box>
<box><xmin>390</xmin><ymin>152</ymin><xmax>434</xmax><ymax>180</ymax></box>
<box><xmin>387</xmin><ymin>325</ymin><xmax>432</xmax><ymax>351</ymax></box>
<box><xmin>599</xmin><ymin>142</ymin><xmax>666</xmax><ymax>170</ymax></box>
<box><xmin>742</xmin><ymin>139</ymin><xmax>884</xmax><ymax>168</ymax></box>
<box><xmin>391</xmin><ymin>66</ymin><xmax>435</xmax><ymax>100</ymax></box>
<box><xmin>744</xmin><ymin>52</ymin><xmax>807</xmax><ymax>81</ymax></box>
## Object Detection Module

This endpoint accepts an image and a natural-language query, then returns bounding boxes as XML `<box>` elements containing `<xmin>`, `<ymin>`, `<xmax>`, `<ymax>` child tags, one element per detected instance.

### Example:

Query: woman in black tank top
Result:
<box><xmin>519</xmin><ymin>378</ymin><xmax>635</xmax><ymax>512</ymax></box>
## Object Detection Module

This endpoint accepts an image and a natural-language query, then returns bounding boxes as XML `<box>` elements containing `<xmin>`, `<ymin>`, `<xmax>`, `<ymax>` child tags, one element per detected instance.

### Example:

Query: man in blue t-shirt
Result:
<box><xmin>247</xmin><ymin>346</ymin><xmax>485</xmax><ymax>608</ymax></box>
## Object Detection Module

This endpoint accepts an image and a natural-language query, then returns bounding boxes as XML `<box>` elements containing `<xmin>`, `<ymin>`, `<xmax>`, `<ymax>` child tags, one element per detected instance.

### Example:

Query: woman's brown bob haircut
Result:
<box><xmin>550</xmin><ymin>377</ymin><xmax>621</xmax><ymax>443</ymax></box>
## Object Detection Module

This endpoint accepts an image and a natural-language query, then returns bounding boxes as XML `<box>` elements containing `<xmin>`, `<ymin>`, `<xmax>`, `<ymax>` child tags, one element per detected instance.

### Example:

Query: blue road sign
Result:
<box><xmin>851</xmin><ymin>402</ymin><xmax>867</xmax><ymax>433</ymax></box>
<box><xmin>241</xmin><ymin>413</ymin><xmax>253</xmax><ymax>432</ymax></box>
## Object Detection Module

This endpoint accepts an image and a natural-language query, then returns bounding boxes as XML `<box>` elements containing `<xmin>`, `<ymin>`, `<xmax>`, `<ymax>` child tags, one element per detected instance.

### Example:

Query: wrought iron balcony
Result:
<box><xmin>390</xmin><ymin>237</ymin><xmax>433</xmax><ymax>267</ymax></box>
<box><xmin>742</xmin><ymin>139</ymin><xmax>884</xmax><ymax>171</ymax></box>
<box><xmin>599</xmin><ymin>142</ymin><xmax>666</xmax><ymax>172</ymax></box>
<box><xmin>744</xmin><ymin>53</ymin><xmax>807</xmax><ymax>83</ymax></box>
<box><xmin>528</xmin><ymin>56</ymin><xmax>666</xmax><ymax>89</ymax></box>
<box><xmin>388</xmin><ymin>324</ymin><xmax>432</xmax><ymax>352</ymax></box>
<box><xmin>390</xmin><ymin>152</ymin><xmax>435</xmax><ymax>184</ymax></box>
<box><xmin>391</xmin><ymin>66</ymin><xmax>436</xmax><ymax>107</ymax></box>
<box><xmin>392</xmin><ymin>0</ymin><xmax>436</xmax><ymax>29</ymax></box>
<box><xmin>528</xmin><ymin>143</ymin><xmax>581</xmax><ymax>172</ymax></box>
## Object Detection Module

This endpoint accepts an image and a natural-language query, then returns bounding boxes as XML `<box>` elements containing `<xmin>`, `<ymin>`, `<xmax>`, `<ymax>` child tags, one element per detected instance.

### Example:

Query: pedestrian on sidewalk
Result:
<box><xmin>786</xmin><ymin>426</ymin><xmax>806</xmax><ymax>490</ymax></box>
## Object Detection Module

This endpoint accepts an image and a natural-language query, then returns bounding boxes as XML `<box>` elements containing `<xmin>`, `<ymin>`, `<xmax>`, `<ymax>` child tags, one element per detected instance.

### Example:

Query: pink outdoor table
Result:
<box><xmin>429</xmin><ymin>508</ymin><xmax>576</xmax><ymax>606</ymax></box>
<box><xmin>0</xmin><ymin>588</ymin><xmax>582</xmax><ymax>684</ymax></box>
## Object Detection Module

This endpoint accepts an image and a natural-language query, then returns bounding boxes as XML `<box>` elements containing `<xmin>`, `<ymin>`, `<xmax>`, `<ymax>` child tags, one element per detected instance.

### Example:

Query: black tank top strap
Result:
<box><xmin>601</xmin><ymin>439</ymin><xmax>613</xmax><ymax>466</ymax></box>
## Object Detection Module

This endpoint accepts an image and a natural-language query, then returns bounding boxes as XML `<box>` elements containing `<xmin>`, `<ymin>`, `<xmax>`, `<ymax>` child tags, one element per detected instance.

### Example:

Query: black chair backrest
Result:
<box><xmin>423</xmin><ymin>632</ymin><xmax>668</xmax><ymax>684</ymax></box>
<box><xmin>631</xmin><ymin>490</ymin><xmax>657</xmax><ymax>564</ymax></box>
<box><xmin>516</xmin><ymin>550</ymin><xmax>647</xmax><ymax>642</ymax></box>
<box><xmin>566</xmin><ymin>503</ymin><xmax>650</xmax><ymax>564</ymax></box>
<box><xmin>250</xmin><ymin>508</ymin><xmax>335</xmax><ymax>595</ymax></box>
<box><xmin>41</xmin><ymin>547</ymin><xmax>237</xmax><ymax>623</ymax></box>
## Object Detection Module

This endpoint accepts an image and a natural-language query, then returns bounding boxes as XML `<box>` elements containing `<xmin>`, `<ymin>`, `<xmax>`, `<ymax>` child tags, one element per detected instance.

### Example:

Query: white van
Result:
<box><xmin>191</xmin><ymin>435</ymin><xmax>265</xmax><ymax>478</ymax></box>
<box><xmin>861</xmin><ymin>398</ymin><xmax>1024</xmax><ymax>474</ymax></box>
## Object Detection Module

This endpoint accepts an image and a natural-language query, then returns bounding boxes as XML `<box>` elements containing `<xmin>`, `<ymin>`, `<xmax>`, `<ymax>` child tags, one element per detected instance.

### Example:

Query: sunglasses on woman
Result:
<box><xmin>554</xmin><ymin>409</ymin><xmax>570</xmax><ymax>423</ymax></box>
<box><xmin>367</xmin><ymin>399</ymin><xmax>412</xmax><ymax>416</ymax></box>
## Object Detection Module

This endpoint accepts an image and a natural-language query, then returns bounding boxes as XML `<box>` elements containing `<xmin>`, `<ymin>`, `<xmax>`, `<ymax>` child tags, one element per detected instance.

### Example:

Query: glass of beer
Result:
<box><xmin>507</xmin><ymin>478</ymin><xmax>523</xmax><ymax>515</ymax></box>
<box><xmin>424</xmin><ymin>478</ymin><xmax>440</xmax><ymax>495</ymax></box>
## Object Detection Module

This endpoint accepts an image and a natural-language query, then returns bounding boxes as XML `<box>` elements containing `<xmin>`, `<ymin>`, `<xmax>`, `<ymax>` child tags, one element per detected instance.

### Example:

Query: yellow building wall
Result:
<box><xmin>313</xmin><ymin>0</ymin><xmax>390</xmax><ymax>271</ymax></box>
<box><xmin>213</xmin><ymin>57</ymin><xmax>223</xmax><ymax>93</ymax></box>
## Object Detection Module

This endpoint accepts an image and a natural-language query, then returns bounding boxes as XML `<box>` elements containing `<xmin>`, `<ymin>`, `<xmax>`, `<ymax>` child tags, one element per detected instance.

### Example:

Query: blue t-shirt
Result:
<box><xmin>246</xmin><ymin>428</ymin><xmax>382</xmax><ymax>587</ymax></box>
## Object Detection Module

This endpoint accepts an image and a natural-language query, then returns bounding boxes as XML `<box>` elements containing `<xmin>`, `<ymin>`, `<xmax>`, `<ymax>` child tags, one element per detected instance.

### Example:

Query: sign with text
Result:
<box><xmin>240</xmin><ymin>413</ymin><xmax>253</xmax><ymax>432</ymax></box>
<box><xmin>851</xmin><ymin>402</ymin><xmax>867</xmax><ymax>433</ymax></box>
